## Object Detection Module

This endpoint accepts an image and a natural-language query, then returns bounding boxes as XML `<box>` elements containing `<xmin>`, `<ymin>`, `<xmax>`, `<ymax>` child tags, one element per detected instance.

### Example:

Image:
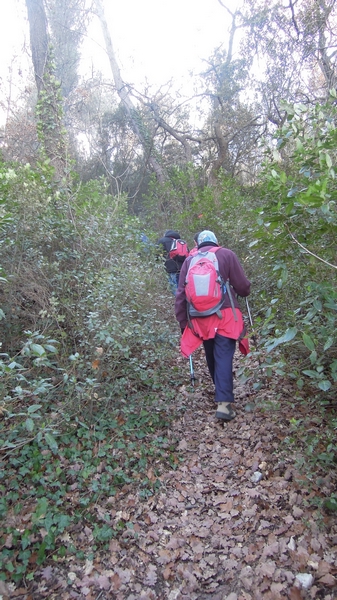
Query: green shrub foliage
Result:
<box><xmin>250</xmin><ymin>95</ymin><xmax>337</xmax><ymax>396</ymax></box>
<box><xmin>0</xmin><ymin>160</ymin><xmax>185</xmax><ymax>580</ymax></box>
<box><xmin>0</xmin><ymin>161</ymin><xmax>179</xmax><ymax>451</ymax></box>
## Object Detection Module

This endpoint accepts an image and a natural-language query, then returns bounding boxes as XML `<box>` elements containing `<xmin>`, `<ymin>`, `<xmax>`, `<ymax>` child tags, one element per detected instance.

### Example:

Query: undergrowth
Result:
<box><xmin>0</xmin><ymin>390</ymin><xmax>184</xmax><ymax>583</ymax></box>
<box><xmin>0</xmin><ymin>164</ymin><xmax>186</xmax><ymax>582</ymax></box>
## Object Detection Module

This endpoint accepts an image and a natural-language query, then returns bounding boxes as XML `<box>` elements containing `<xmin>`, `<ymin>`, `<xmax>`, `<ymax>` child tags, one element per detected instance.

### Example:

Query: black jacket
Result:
<box><xmin>157</xmin><ymin>230</ymin><xmax>186</xmax><ymax>273</ymax></box>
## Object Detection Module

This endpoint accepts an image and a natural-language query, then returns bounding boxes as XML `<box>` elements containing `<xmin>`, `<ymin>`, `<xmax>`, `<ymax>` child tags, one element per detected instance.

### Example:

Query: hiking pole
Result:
<box><xmin>245</xmin><ymin>298</ymin><xmax>258</xmax><ymax>349</ymax></box>
<box><xmin>189</xmin><ymin>355</ymin><xmax>196</xmax><ymax>386</ymax></box>
<box><xmin>245</xmin><ymin>298</ymin><xmax>262</xmax><ymax>368</ymax></box>
<box><xmin>245</xmin><ymin>297</ymin><xmax>254</xmax><ymax>331</ymax></box>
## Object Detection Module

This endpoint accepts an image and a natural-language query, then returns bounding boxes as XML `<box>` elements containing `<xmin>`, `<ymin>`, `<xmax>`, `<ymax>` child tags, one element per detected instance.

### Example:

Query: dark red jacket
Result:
<box><xmin>175</xmin><ymin>244</ymin><xmax>251</xmax><ymax>330</ymax></box>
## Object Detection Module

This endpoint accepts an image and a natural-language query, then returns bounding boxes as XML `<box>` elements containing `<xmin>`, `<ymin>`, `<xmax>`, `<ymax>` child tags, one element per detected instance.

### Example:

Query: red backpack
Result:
<box><xmin>185</xmin><ymin>247</ymin><xmax>226</xmax><ymax>318</ymax></box>
<box><xmin>169</xmin><ymin>238</ymin><xmax>189</xmax><ymax>260</ymax></box>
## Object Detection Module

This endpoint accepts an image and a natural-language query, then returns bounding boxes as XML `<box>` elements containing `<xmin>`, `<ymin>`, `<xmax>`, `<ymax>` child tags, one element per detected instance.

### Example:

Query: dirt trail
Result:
<box><xmin>106</xmin><ymin>350</ymin><xmax>335</xmax><ymax>600</ymax></box>
<box><xmin>15</xmin><ymin>350</ymin><xmax>337</xmax><ymax>600</ymax></box>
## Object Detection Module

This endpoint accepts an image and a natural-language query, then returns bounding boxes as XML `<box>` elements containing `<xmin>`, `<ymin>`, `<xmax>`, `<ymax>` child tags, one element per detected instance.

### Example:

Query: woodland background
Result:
<box><xmin>0</xmin><ymin>0</ymin><xmax>336</xmax><ymax>590</ymax></box>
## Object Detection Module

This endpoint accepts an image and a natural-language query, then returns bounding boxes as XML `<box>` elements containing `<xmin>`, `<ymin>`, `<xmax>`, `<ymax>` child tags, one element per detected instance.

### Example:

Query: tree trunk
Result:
<box><xmin>94</xmin><ymin>0</ymin><xmax>167</xmax><ymax>183</ymax></box>
<box><xmin>25</xmin><ymin>0</ymin><xmax>69</xmax><ymax>180</ymax></box>
<box><xmin>25</xmin><ymin>0</ymin><xmax>49</xmax><ymax>94</ymax></box>
<box><xmin>207</xmin><ymin>7</ymin><xmax>240</xmax><ymax>185</ymax></box>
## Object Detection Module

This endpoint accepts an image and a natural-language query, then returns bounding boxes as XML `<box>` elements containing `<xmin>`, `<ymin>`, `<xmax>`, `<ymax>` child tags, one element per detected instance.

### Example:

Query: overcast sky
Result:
<box><xmin>0</xmin><ymin>0</ymin><xmax>240</xmax><ymax>116</ymax></box>
<box><xmin>86</xmin><ymin>0</ymin><xmax>237</xmax><ymax>91</ymax></box>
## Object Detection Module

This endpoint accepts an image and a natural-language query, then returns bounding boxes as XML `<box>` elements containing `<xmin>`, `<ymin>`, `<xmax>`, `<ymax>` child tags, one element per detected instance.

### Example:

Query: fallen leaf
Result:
<box><xmin>97</xmin><ymin>575</ymin><xmax>110</xmax><ymax>590</ymax></box>
<box><xmin>41</xmin><ymin>565</ymin><xmax>53</xmax><ymax>581</ymax></box>
<box><xmin>289</xmin><ymin>587</ymin><xmax>303</xmax><ymax>600</ymax></box>
<box><xmin>318</xmin><ymin>573</ymin><xmax>336</xmax><ymax>586</ymax></box>
<box><xmin>144</xmin><ymin>564</ymin><xmax>157</xmax><ymax>586</ymax></box>
<box><xmin>178</xmin><ymin>439</ymin><xmax>188</xmax><ymax>450</ymax></box>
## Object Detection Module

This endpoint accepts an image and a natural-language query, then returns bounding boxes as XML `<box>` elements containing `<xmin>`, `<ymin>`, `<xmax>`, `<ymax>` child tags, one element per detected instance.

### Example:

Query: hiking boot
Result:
<box><xmin>215</xmin><ymin>402</ymin><xmax>236</xmax><ymax>421</ymax></box>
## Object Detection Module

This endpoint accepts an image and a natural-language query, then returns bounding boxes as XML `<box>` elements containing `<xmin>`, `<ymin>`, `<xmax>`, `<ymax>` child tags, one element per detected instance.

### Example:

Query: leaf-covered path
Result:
<box><xmin>8</xmin><ymin>351</ymin><xmax>337</xmax><ymax>600</ymax></box>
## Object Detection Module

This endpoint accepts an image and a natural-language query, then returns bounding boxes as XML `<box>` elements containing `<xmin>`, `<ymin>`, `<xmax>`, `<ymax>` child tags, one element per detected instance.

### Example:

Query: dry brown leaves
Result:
<box><xmin>9</xmin><ymin>349</ymin><xmax>337</xmax><ymax>600</ymax></box>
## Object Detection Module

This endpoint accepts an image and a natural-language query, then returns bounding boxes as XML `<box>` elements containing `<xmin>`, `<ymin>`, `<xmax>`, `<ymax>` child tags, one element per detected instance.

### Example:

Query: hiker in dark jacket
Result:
<box><xmin>175</xmin><ymin>230</ymin><xmax>251</xmax><ymax>421</ymax></box>
<box><xmin>157</xmin><ymin>229</ymin><xmax>188</xmax><ymax>295</ymax></box>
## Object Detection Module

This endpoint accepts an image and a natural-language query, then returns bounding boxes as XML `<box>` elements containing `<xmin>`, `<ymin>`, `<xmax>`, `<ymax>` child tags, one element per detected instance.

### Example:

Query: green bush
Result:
<box><xmin>247</xmin><ymin>96</ymin><xmax>337</xmax><ymax>397</ymax></box>
<box><xmin>0</xmin><ymin>161</ymin><xmax>185</xmax><ymax>582</ymax></box>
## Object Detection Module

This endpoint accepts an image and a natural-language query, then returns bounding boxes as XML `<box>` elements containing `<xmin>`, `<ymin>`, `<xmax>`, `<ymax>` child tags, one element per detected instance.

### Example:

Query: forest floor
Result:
<box><xmin>5</xmin><ymin>348</ymin><xmax>337</xmax><ymax>600</ymax></box>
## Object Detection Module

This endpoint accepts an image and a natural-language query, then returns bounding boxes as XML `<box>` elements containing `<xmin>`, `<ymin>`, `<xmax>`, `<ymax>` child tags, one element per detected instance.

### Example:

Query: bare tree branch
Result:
<box><xmin>94</xmin><ymin>0</ymin><xmax>167</xmax><ymax>182</ymax></box>
<box><xmin>286</xmin><ymin>226</ymin><xmax>337</xmax><ymax>269</ymax></box>
<box><xmin>288</xmin><ymin>0</ymin><xmax>300</xmax><ymax>39</ymax></box>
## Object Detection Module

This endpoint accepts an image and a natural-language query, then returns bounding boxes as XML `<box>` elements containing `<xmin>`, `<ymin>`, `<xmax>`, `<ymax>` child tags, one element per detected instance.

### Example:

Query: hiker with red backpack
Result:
<box><xmin>175</xmin><ymin>230</ymin><xmax>251</xmax><ymax>421</ymax></box>
<box><xmin>157</xmin><ymin>230</ymin><xmax>189</xmax><ymax>295</ymax></box>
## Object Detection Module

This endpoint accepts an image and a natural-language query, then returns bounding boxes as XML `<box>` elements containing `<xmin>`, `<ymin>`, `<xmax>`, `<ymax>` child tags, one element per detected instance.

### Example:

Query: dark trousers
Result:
<box><xmin>203</xmin><ymin>334</ymin><xmax>236</xmax><ymax>403</ymax></box>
